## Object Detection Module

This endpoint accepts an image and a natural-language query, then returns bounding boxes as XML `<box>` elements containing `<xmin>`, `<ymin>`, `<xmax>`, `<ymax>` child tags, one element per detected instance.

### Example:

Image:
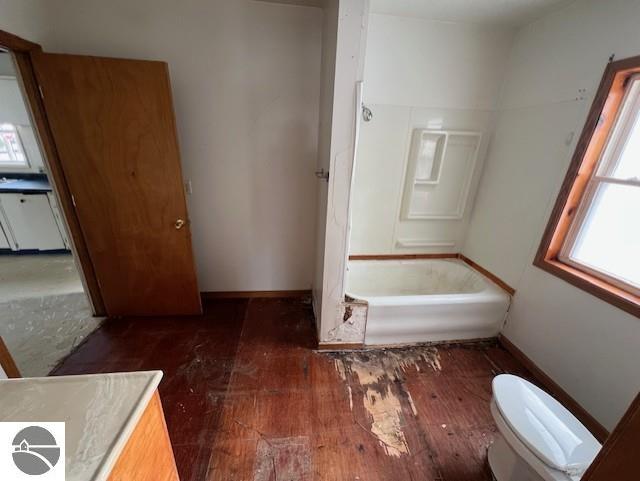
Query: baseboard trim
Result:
<box><xmin>499</xmin><ymin>334</ymin><xmax>609</xmax><ymax>442</ymax></box>
<box><xmin>201</xmin><ymin>290</ymin><xmax>311</xmax><ymax>299</ymax></box>
<box><xmin>349</xmin><ymin>253</ymin><xmax>458</xmax><ymax>261</ymax></box>
<box><xmin>317</xmin><ymin>342</ymin><xmax>364</xmax><ymax>351</ymax></box>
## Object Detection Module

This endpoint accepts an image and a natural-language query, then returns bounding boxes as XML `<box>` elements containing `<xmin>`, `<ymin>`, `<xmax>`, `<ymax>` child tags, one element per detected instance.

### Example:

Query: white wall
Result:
<box><xmin>313</xmin><ymin>0</ymin><xmax>338</xmax><ymax>323</ymax></box>
<box><xmin>317</xmin><ymin>0</ymin><xmax>370</xmax><ymax>342</ymax></box>
<box><xmin>350</xmin><ymin>15</ymin><xmax>514</xmax><ymax>254</ymax></box>
<box><xmin>464</xmin><ymin>0</ymin><xmax>640</xmax><ymax>430</ymax></box>
<box><xmin>0</xmin><ymin>0</ymin><xmax>322</xmax><ymax>291</ymax></box>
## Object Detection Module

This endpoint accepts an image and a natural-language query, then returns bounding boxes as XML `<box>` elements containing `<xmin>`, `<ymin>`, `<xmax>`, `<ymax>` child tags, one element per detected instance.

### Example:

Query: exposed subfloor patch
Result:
<box><xmin>328</xmin><ymin>347</ymin><xmax>442</xmax><ymax>456</ymax></box>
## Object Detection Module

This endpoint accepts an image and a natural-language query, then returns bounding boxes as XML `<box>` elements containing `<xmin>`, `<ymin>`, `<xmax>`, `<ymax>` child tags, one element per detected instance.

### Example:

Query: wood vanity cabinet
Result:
<box><xmin>0</xmin><ymin>370</ymin><xmax>175</xmax><ymax>481</ymax></box>
<box><xmin>108</xmin><ymin>391</ymin><xmax>180</xmax><ymax>481</ymax></box>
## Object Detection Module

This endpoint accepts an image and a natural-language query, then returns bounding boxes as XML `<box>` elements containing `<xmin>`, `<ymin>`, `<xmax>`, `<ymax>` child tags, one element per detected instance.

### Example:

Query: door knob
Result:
<box><xmin>362</xmin><ymin>104</ymin><xmax>373</xmax><ymax>122</ymax></box>
<box><xmin>175</xmin><ymin>218</ymin><xmax>185</xmax><ymax>230</ymax></box>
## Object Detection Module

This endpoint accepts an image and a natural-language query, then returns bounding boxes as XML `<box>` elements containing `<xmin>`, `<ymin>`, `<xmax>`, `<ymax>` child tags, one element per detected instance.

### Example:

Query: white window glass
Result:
<box><xmin>570</xmin><ymin>183</ymin><xmax>640</xmax><ymax>288</ymax></box>
<box><xmin>610</xmin><ymin>111</ymin><xmax>640</xmax><ymax>180</ymax></box>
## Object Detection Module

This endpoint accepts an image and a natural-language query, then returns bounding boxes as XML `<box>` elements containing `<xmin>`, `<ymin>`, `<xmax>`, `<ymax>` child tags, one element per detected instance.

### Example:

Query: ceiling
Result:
<box><xmin>369</xmin><ymin>0</ymin><xmax>575</xmax><ymax>27</ymax></box>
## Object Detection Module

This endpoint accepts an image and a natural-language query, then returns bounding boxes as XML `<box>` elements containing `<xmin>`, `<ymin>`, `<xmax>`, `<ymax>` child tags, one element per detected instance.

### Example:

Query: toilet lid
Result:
<box><xmin>493</xmin><ymin>374</ymin><xmax>601</xmax><ymax>475</ymax></box>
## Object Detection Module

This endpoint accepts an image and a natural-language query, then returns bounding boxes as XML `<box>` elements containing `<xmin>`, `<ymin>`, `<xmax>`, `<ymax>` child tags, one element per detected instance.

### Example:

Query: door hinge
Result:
<box><xmin>71</xmin><ymin>194</ymin><xmax>77</xmax><ymax>207</ymax></box>
<box><xmin>38</xmin><ymin>84</ymin><xmax>44</xmax><ymax>99</ymax></box>
<box><xmin>315</xmin><ymin>168</ymin><xmax>329</xmax><ymax>181</ymax></box>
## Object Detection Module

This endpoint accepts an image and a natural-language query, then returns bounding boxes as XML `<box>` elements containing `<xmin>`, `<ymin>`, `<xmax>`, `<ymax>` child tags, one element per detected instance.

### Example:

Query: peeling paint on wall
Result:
<box><xmin>326</xmin><ymin>346</ymin><xmax>441</xmax><ymax>457</ymax></box>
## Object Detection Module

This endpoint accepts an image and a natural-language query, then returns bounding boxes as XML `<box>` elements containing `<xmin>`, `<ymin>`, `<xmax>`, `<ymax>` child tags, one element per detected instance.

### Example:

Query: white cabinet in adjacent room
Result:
<box><xmin>47</xmin><ymin>192</ymin><xmax>70</xmax><ymax>250</ymax></box>
<box><xmin>0</xmin><ymin>193</ymin><xmax>66</xmax><ymax>251</ymax></box>
<box><xmin>0</xmin><ymin>223</ymin><xmax>10</xmax><ymax>249</ymax></box>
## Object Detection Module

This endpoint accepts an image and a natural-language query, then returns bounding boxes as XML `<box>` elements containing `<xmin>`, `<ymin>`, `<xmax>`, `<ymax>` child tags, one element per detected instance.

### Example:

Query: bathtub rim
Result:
<box><xmin>346</xmin><ymin>290</ymin><xmax>509</xmax><ymax>307</ymax></box>
<box><xmin>346</xmin><ymin>258</ymin><xmax>511</xmax><ymax>307</ymax></box>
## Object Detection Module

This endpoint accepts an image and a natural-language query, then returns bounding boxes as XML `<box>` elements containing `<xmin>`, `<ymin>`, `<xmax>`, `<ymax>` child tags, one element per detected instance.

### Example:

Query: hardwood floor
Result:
<box><xmin>51</xmin><ymin>297</ymin><xmax>534</xmax><ymax>481</ymax></box>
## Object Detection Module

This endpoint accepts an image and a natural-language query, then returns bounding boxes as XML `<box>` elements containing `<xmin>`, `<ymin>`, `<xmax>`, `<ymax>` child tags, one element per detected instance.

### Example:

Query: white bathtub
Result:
<box><xmin>346</xmin><ymin>259</ymin><xmax>511</xmax><ymax>345</ymax></box>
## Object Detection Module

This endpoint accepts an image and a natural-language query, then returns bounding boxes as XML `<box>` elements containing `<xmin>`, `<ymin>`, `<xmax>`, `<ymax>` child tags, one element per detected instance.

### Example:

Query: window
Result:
<box><xmin>0</xmin><ymin>123</ymin><xmax>28</xmax><ymax>167</ymax></box>
<box><xmin>535</xmin><ymin>56</ymin><xmax>640</xmax><ymax>316</ymax></box>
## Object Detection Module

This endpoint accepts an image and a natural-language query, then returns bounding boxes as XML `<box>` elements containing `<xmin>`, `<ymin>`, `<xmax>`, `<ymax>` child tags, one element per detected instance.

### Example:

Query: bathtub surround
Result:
<box><xmin>463</xmin><ymin>0</ymin><xmax>640</xmax><ymax>430</ymax></box>
<box><xmin>350</xmin><ymin>14</ymin><xmax>515</xmax><ymax>256</ymax></box>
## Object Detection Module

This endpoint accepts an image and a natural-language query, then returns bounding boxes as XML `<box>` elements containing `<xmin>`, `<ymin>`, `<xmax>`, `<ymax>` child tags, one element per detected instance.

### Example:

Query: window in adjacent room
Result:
<box><xmin>0</xmin><ymin>123</ymin><xmax>28</xmax><ymax>167</ymax></box>
<box><xmin>535</xmin><ymin>56</ymin><xmax>640</xmax><ymax>316</ymax></box>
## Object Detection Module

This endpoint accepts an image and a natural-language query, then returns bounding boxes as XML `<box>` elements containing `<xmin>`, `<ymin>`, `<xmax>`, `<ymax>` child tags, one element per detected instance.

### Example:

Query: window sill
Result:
<box><xmin>0</xmin><ymin>165</ymin><xmax>34</xmax><ymax>173</ymax></box>
<box><xmin>533</xmin><ymin>256</ymin><xmax>640</xmax><ymax>318</ymax></box>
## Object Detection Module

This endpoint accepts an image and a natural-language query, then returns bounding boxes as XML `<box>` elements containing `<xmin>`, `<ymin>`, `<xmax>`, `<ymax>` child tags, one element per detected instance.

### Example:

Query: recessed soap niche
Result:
<box><xmin>401</xmin><ymin>129</ymin><xmax>481</xmax><ymax>220</ymax></box>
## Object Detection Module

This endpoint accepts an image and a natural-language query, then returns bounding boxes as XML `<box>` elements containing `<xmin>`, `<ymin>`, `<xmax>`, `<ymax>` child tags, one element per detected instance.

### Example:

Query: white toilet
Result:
<box><xmin>488</xmin><ymin>374</ymin><xmax>601</xmax><ymax>481</ymax></box>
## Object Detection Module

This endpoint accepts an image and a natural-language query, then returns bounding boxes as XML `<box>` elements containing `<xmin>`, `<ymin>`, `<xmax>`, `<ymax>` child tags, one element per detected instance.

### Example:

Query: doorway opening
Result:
<box><xmin>0</xmin><ymin>50</ymin><xmax>101</xmax><ymax>377</ymax></box>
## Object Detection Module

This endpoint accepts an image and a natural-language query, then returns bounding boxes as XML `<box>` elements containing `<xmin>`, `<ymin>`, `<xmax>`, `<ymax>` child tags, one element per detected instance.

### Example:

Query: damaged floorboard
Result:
<box><xmin>51</xmin><ymin>297</ymin><xmax>536</xmax><ymax>481</ymax></box>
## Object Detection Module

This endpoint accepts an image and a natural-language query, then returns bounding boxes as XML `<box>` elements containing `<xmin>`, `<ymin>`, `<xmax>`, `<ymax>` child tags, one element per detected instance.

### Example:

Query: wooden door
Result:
<box><xmin>582</xmin><ymin>392</ymin><xmax>640</xmax><ymax>481</ymax></box>
<box><xmin>32</xmin><ymin>53</ymin><xmax>201</xmax><ymax>316</ymax></box>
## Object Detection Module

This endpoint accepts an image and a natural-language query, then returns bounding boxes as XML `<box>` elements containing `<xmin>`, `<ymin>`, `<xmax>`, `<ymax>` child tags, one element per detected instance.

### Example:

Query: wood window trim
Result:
<box><xmin>534</xmin><ymin>55</ymin><xmax>640</xmax><ymax>318</ymax></box>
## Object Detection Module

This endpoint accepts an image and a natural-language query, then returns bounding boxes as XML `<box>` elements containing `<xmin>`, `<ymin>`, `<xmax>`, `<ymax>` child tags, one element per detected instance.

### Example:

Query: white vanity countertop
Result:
<box><xmin>0</xmin><ymin>370</ymin><xmax>163</xmax><ymax>481</ymax></box>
